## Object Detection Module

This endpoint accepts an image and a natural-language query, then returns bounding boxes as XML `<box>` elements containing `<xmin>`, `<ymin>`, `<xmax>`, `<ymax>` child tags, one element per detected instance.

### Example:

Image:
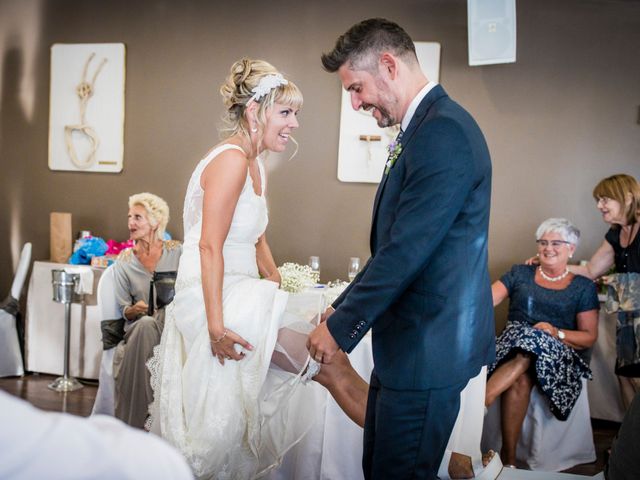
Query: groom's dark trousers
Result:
<box><xmin>363</xmin><ymin>372</ymin><xmax>467</xmax><ymax>479</ymax></box>
<box><xmin>327</xmin><ymin>85</ymin><xmax>495</xmax><ymax>479</ymax></box>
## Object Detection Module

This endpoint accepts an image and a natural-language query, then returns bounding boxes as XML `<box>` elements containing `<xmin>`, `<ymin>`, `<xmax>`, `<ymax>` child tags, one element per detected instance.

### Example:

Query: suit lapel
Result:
<box><xmin>370</xmin><ymin>137</ymin><xmax>396</xmax><ymax>223</ymax></box>
<box><xmin>370</xmin><ymin>85</ymin><xmax>448</xmax><ymax>251</ymax></box>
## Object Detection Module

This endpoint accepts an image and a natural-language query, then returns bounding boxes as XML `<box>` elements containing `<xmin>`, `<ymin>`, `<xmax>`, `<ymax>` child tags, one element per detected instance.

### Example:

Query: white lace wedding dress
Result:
<box><xmin>147</xmin><ymin>144</ymin><xmax>324</xmax><ymax>480</ymax></box>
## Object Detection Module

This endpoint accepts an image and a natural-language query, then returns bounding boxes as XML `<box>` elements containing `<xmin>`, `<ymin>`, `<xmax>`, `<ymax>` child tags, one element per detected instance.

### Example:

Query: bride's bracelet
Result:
<box><xmin>210</xmin><ymin>329</ymin><xmax>228</xmax><ymax>344</ymax></box>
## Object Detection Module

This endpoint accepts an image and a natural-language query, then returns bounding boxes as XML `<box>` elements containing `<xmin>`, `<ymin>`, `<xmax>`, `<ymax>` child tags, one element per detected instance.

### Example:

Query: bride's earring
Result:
<box><xmin>251</xmin><ymin>124</ymin><xmax>258</xmax><ymax>133</ymax></box>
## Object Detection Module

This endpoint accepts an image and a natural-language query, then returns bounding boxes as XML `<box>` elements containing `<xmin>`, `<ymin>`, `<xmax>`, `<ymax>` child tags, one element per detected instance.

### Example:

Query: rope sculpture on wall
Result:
<box><xmin>64</xmin><ymin>53</ymin><xmax>108</xmax><ymax>169</ymax></box>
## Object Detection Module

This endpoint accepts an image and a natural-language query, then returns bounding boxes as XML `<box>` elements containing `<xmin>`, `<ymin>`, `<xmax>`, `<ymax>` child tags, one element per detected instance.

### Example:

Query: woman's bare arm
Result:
<box><xmin>199</xmin><ymin>149</ymin><xmax>254</xmax><ymax>361</ymax></box>
<box><xmin>561</xmin><ymin>309</ymin><xmax>599</xmax><ymax>350</ymax></box>
<box><xmin>256</xmin><ymin>233</ymin><xmax>281</xmax><ymax>285</ymax></box>
<box><xmin>567</xmin><ymin>239</ymin><xmax>615</xmax><ymax>280</ymax></box>
<box><xmin>492</xmin><ymin>280</ymin><xmax>509</xmax><ymax>307</ymax></box>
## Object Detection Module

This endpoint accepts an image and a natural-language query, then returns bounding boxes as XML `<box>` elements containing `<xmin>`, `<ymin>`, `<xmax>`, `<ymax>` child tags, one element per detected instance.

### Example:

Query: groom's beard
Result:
<box><xmin>363</xmin><ymin>103</ymin><xmax>395</xmax><ymax>128</ymax></box>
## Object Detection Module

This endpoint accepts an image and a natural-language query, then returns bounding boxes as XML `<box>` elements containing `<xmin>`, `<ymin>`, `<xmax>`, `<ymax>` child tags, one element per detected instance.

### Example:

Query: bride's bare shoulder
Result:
<box><xmin>200</xmin><ymin>144</ymin><xmax>247</xmax><ymax>189</ymax></box>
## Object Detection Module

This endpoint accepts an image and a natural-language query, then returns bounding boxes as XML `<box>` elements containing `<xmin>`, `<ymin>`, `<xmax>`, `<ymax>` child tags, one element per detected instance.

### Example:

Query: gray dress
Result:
<box><xmin>112</xmin><ymin>240</ymin><xmax>181</xmax><ymax>428</ymax></box>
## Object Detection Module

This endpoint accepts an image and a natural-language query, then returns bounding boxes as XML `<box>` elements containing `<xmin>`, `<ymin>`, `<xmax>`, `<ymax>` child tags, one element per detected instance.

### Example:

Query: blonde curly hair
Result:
<box><xmin>219</xmin><ymin>58</ymin><xmax>303</xmax><ymax>141</ymax></box>
<box><xmin>128</xmin><ymin>192</ymin><xmax>170</xmax><ymax>241</ymax></box>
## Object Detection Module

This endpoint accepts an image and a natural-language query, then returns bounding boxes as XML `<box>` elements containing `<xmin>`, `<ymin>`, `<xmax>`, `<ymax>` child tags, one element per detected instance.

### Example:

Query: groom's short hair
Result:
<box><xmin>321</xmin><ymin>18</ymin><xmax>417</xmax><ymax>73</ymax></box>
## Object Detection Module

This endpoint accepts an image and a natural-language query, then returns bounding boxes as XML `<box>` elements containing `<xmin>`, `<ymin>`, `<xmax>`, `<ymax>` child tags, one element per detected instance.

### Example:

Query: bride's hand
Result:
<box><xmin>209</xmin><ymin>329</ymin><xmax>254</xmax><ymax>365</ymax></box>
<box><xmin>264</xmin><ymin>270</ymin><xmax>282</xmax><ymax>287</ymax></box>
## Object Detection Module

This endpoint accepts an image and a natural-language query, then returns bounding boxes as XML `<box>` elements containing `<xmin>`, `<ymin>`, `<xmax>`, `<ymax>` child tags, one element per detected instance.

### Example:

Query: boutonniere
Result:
<box><xmin>384</xmin><ymin>140</ymin><xmax>403</xmax><ymax>175</ymax></box>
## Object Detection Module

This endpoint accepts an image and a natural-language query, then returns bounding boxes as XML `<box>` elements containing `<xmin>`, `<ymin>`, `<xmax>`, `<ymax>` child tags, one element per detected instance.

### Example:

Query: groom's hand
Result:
<box><xmin>307</xmin><ymin>321</ymin><xmax>340</xmax><ymax>364</ymax></box>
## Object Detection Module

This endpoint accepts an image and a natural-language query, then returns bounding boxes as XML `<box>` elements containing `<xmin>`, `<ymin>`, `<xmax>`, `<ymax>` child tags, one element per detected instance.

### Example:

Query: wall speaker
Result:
<box><xmin>468</xmin><ymin>0</ymin><xmax>517</xmax><ymax>66</ymax></box>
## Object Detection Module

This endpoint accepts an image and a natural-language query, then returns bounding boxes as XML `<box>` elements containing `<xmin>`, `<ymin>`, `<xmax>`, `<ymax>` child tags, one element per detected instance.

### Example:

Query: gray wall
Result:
<box><xmin>1</xmin><ymin>0</ymin><xmax>639</xmax><ymax>329</ymax></box>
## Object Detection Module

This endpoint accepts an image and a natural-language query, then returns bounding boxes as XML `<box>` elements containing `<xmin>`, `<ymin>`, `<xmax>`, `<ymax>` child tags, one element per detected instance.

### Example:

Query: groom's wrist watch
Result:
<box><xmin>557</xmin><ymin>329</ymin><xmax>566</xmax><ymax>340</ymax></box>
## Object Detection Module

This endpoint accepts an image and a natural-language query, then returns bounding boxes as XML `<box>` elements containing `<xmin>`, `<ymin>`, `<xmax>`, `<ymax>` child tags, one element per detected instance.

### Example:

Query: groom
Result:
<box><xmin>307</xmin><ymin>18</ymin><xmax>495</xmax><ymax>479</ymax></box>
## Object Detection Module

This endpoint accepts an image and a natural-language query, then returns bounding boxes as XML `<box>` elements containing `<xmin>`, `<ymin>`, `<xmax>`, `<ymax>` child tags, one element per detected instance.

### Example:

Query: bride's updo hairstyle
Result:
<box><xmin>220</xmin><ymin>58</ymin><xmax>302</xmax><ymax>140</ymax></box>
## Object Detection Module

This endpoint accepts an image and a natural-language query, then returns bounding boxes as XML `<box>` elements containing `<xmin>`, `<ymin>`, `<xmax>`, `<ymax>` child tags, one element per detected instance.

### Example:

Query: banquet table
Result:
<box><xmin>268</xmin><ymin>324</ymin><xmax>373</xmax><ymax>480</ymax></box>
<box><xmin>25</xmin><ymin>261</ymin><xmax>104</xmax><ymax>380</ymax></box>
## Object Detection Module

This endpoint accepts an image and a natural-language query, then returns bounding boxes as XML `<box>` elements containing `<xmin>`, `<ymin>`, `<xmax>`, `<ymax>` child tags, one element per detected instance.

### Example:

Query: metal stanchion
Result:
<box><xmin>48</xmin><ymin>270</ymin><xmax>83</xmax><ymax>392</ymax></box>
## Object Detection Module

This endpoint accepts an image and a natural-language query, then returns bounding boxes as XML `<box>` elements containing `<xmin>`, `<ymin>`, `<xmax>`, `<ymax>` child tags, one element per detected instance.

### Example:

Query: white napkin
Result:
<box><xmin>63</xmin><ymin>267</ymin><xmax>94</xmax><ymax>295</ymax></box>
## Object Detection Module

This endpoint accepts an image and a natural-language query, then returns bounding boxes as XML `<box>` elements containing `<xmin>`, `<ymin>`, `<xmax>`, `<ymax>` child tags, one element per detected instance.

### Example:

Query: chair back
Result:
<box><xmin>11</xmin><ymin>243</ymin><xmax>32</xmax><ymax>300</ymax></box>
<box><xmin>92</xmin><ymin>264</ymin><xmax>118</xmax><ymax>416</ymax></box>
<box><xmin>0</xmin><ymin>242</ymin><xmax>31</xmax><ymax>377</ymax></box>
<box><xmin>97</xmin><ymin>265</ymin><xmax>119</xmax><ymax>320</ymax></box>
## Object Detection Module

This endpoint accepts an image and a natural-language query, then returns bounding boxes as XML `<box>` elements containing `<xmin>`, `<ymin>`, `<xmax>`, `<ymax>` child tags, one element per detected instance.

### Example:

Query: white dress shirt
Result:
<box><xmin>401</xmin><ymin>80</ymin><xmax>438</xmax><ymax>132</ymax></box>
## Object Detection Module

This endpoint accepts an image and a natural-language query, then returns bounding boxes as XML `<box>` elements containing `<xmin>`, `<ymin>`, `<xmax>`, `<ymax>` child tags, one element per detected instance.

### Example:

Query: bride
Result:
<box><xmin>148</xmin><ymin>58</ymin><xmax>335</xmax><ymax>479</ymax></box>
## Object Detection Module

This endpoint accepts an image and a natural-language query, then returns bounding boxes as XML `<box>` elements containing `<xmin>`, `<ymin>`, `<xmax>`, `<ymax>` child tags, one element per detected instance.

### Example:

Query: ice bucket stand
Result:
<box><xmin>48</xmin><ymin>270</ymin><xmax>83</xmax><ymax>392</ymax></box>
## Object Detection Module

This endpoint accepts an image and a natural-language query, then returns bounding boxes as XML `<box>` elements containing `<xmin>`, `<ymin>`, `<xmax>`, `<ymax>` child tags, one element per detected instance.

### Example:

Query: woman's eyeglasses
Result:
<box><xmin>536</xmin><ymin>240</ymin><xmax>571</xmax><ymax>248</ymax></box>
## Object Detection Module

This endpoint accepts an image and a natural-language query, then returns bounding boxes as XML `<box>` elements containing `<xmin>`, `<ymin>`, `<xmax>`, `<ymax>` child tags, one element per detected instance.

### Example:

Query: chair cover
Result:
<box><xmin>481</xmin><ymin>378</ymin><xmax>596</xmax><ymax>471</ymax></box>
<box><xmin>0</xmin><ymin>243</ymin><xmax>31</xmax><ymax>377</ymax></box>
<box><xmin>0</xmin><ymin>309</ymin><xmax>24</xmax><ymax>377</ymax></box>
<box><xmin>91</xmin><ymin>265</ymin><xmax>119</xmax><ymax>415</ymax></box>
<box><xmin>588</xmin><ymin>308</ymin><xmax>626</xmax><ymax>422</ymax></box>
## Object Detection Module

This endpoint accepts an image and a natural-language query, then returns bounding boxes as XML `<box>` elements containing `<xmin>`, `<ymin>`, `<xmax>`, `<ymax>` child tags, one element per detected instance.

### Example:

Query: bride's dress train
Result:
<box><xmin>147</xmin><ymin>144</ymin><xmax>324</xmax><ymax>479</ymax></box>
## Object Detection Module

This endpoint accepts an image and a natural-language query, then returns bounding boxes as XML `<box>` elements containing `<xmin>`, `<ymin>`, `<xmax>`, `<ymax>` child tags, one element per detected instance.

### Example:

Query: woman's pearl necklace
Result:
<box><xmin>538</xmin><ymin>266</ymin><xmax>570</xmax><ymax>282</ymax></box>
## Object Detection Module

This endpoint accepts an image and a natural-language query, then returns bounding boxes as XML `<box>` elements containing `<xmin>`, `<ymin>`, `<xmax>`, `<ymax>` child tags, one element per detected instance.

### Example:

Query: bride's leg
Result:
<box><xmin>269</xmin><ymin>324</ymin><xmax>369</xmax><ymax>427</ymax></box>
<box><xmin>313</xmin><ymin>351</ymin><xmax>369</xmax><ymax>428</ymax></box>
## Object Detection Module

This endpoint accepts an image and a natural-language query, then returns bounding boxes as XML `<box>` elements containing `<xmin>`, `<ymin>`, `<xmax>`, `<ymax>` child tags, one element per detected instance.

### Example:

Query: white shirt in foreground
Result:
<box><xmin>0</xmin><ymin>390</ymin><xmax>193</xmax><ymax>480</ymax></box>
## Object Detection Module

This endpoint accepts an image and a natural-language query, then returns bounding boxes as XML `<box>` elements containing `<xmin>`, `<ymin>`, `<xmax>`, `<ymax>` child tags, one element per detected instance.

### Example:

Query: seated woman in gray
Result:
<box><xmin>113</xmin><ymin>192</ymin><xmax>181</xmax><ymax>428</ymax></box>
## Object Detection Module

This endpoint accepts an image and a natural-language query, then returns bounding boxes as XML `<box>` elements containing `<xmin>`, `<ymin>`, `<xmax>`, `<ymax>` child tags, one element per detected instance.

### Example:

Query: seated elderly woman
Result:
<box><xmin>112</xmin><ymin>192</ymin><xmax>181</xmax><ymax>428</ymax></box>
<box><xmin>486</xmin><ymin>218</ymin><xmax>599</xmax><ymax>467</ymax></box>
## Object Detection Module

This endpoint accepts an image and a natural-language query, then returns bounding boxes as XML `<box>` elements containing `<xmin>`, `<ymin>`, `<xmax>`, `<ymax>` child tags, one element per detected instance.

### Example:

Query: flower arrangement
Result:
<box><xmin>384</xmin><ymin>139</ymin><xmax>403</xmax><ymax>174</ymax></box>
<box><xmin>278</xmin><ymin>262</ymin><xmax>319</xmax><ymax>293</ymax></box>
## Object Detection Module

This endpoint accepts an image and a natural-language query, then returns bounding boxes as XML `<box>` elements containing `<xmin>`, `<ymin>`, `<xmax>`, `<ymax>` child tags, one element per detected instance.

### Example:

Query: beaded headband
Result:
<box><xmin>248</xmin><ymin>73</ymin><xmax>288</xmax><ymax>103</ymax></box>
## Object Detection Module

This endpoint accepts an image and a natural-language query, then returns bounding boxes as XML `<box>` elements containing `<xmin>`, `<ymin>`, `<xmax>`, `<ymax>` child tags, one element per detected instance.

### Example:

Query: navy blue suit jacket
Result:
<box><xmin>327</xmin><ymin>85</ymin><xmax>495</xmax><ymax>390</ymax></box>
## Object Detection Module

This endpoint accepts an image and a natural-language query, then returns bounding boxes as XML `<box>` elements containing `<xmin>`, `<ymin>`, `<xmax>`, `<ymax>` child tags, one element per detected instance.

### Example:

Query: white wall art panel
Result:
<box><xmin>49</xmin><ymin>43</ymin><xmax>125</xmax><ymax>173</ymax></box>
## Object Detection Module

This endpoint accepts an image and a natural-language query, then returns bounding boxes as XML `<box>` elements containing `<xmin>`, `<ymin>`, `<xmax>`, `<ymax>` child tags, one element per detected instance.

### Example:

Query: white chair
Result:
<box><xmin>481</xmin><ymin>378</ymin><xmax>596</xmax><ymax>471</ymax></box>
<box><xmin>0</xmin><ymin>243</ymin><xmax>31</xmax><ymax>377</ymax></box>
<box><xmin>91</xmin><ymin>265</ymin><xmax>119</xmax><ymax>416</ymax></box>
<box><xmin>438</xmin><ymin>366</ymin><xmax>503</xmax><ymax>480</ymax></box>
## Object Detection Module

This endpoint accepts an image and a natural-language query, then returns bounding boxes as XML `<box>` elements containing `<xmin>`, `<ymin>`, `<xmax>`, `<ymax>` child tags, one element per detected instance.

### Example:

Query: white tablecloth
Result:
<box><xmin>268</xmin><ymin>332</ymin><xmax>373</xmax><ymax>480</ymax></box>
<box><xmin>25</xmin><ymin>261</ymin><xmax>104</xmax><ymax>379</ymax></box>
